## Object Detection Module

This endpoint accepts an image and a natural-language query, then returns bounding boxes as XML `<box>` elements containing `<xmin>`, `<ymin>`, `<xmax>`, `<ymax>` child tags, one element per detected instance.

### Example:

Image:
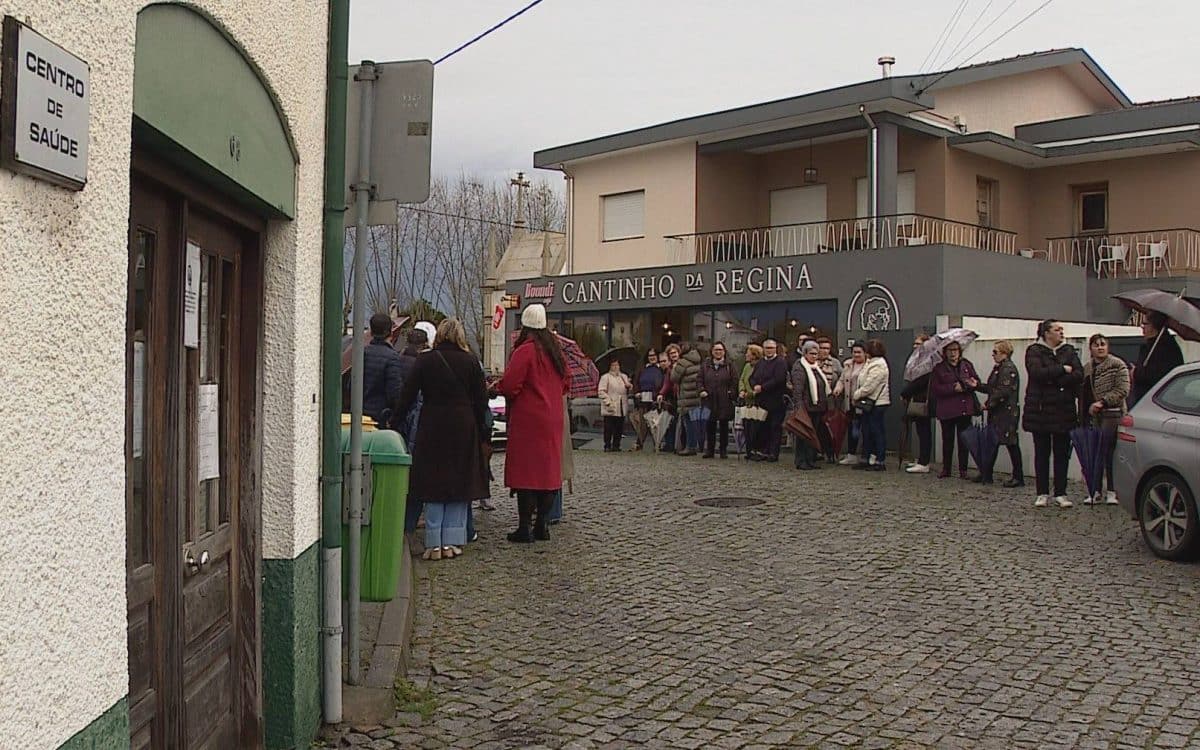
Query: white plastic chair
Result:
<box><xmin>1135</xmin><ymin>240</ymin><xmax>1170</xmax><ymax>277</ymax></box>
<box><xmin>1019</xmin><ymin>247</ymin><xmax>1047</xmax><ymax>260</ymax></box>
<box><xmin>899</xmin><ymin>235</ymin><xmax>927</xmax><ymax>246</ymax></box>
<box><xmin>1095</xmin><ymin>243</ymin><xmax>1128</xmax><ymax>277</ymax></box>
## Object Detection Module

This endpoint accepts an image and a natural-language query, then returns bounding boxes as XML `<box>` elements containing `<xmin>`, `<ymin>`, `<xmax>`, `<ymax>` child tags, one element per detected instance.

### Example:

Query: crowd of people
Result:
<box><xmin>359</xmin><ymin>303</ymin><xmax>1185</xmax><ymax>561</ymax></box>
<box><xmin>608</xmin><ymin>312</ymin><xmax>1186</xmax><ymax>509</ymax></box>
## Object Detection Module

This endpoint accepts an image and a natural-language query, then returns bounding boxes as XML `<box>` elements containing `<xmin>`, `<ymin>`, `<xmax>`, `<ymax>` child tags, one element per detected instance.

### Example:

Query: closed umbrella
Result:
<box><xmin>958</xmin><ymin>421</ymin><xmax>1000</xmax><ymax>475</ymax></box>
<box><xmin>1070</xmin><ymin>425</ymin><xmax>1112</xmax><ymax>501</ymax></box>
<box><xmin>783</xmin><ymin>400</ymin><xmax>821</xmax><ymax>450</ymax></box>
<box><xmin>823</xmin><ymin>408</ymin><xmax>849</xmax><ymax>459</ymax></box>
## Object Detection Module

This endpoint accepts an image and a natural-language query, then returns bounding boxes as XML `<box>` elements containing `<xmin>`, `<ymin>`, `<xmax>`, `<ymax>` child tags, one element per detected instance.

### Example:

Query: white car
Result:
<box><xmin>488</xmin><ymin>395</ymin><xmax>507</xmax><ymax>450</ymax></box>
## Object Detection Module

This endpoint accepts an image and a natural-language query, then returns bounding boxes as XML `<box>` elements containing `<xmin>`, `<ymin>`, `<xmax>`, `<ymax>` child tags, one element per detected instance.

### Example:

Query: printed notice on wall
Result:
<box><xmin>133</xmin><ymin>341</ymin><xmax>145</xmax><ymax>459</ymax></box>
<box><xmin>183</xmin><ymin>242</ymin><xmax>200</xmax><ymax>349</ymax></box>
<box><xmin>197</xmin><ymin>383</ymin><xmax>220</xmax><ymax>481</ymax></box>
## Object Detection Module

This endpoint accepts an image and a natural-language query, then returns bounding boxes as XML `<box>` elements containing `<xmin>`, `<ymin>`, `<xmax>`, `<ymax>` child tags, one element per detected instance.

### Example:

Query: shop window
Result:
<box><xmin>610</xmin><ymin>312</ymin><xmax>649</xmax><ymax>354</ymax></box>
<box><xmin>563</xmin><ymin>314</ymin><xmax>608</xmax><ymax>360</ymax></box>
<box><xmin>602</xmin><ymin>190</ymin><xmax>645</xmax><ymax>241</ymax></box>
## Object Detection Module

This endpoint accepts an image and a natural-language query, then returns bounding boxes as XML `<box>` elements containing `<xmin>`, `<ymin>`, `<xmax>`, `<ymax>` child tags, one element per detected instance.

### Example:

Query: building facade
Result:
<box><xmin>0</xmin><ymin>2</ymin><xmax>327</xmax><ymax>749</ymax></box>
<box><xmin>499</xmin><ymin>49</ymin><xmax>1198</xmax><ymax>366</ymax></box>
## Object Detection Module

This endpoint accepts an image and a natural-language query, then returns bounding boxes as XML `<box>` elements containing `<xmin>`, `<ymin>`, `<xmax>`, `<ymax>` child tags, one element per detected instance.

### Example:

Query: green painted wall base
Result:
<box><xmin>263</xmin><ymin>541</ymin><xmax>321</xmax><ymax>749</ymax></box>
<box><xmin>57</xmin><ymin>697</ymin><xmax>128</xmax><ymax>750</ymax></box>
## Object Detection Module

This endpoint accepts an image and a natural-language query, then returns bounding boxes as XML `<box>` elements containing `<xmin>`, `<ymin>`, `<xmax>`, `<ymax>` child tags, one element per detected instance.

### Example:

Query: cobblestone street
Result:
<box><xmin>349</xmin><ymin>449</ymin><xmax>1200</xmax><ymax>749</ymax></box>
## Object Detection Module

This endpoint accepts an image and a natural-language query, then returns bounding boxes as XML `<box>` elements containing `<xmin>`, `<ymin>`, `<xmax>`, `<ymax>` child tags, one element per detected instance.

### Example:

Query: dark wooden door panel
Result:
<box><xmin>128</xmin><ymin>162</ymin><xmax>262</xmax><ymax>750</ymax></box>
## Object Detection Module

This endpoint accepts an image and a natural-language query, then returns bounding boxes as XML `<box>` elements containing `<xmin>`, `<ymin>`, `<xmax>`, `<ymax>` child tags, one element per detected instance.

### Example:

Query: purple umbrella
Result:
<box><xmin>1070</xmin><ymin>426</ymin><xmax>1112</xmax><ymax>500</ymax></box>
<box><xmin>958</xmin><ymin>422</ymin><xmax>999</xmax><ymax>474</ymax></box>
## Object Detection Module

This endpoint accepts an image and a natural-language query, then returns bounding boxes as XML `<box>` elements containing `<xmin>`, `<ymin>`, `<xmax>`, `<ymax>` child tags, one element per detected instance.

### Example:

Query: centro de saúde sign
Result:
<box><xmin>1</xmin><ymin>16</ymin><xmax>91</xmax><ymax>190</ymax></box>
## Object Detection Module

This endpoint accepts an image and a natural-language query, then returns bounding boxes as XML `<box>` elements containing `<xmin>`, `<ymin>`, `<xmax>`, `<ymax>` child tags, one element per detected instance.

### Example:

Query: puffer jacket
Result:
<box><xmin>671</xmin><ymin>346</ymin><xmax>705</xmax><ymax>413</ymax></box>
<box><xmin>1083</xmin><ymin>354</ymin><xmax>1130</xmax><ymax>416</ymax></box>
<box><xmin>852</xmin><ymin>356</ymin><xmax>891</xmax><ymax>407</ymax></box>
<box><xmin>1022</xmin><ymin>341</ymin><xmax>1084</xmax><ymax>434</ymax></box>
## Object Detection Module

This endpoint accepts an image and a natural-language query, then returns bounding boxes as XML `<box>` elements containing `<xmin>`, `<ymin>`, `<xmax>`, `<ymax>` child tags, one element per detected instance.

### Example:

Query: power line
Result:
<box><xmin>918</xmin><ymin>0</ymin><xmax>972</xmax><ymax>73</ymax></box>
<box><xmin>916</xmin><ymin>0</ymin><xmax>1058</xmax><ymax>95</ymax></box>
<box><xmin>434</xmin><ymin>0</ymin><xmax>548</xmax><ymax>65</ymax></box>
<box><xmin>934</xmin><ymin>0</ymin><xmax>996</xmax><ymax>72</ymax></box>
<box><xmin>924</xmin><ymin>0</ymin><xmax>972</xmax><ymax>74</ymax></box>
<box><xmin>932</xmin><ymin>0</ymin><xmax>1019</xmax><ymax>74</ymax></box>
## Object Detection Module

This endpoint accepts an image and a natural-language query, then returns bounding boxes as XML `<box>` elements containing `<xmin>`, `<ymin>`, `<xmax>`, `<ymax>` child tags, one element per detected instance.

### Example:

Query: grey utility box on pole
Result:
<box><xmin>344</xmin><ymin>58</ymin><xmax>433</xmax><ymax>686</ymax></box>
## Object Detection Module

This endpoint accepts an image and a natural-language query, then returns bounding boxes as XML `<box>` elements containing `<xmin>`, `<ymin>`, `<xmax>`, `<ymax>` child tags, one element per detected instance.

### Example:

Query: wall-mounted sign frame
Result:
<box><xmin>0</xmin><ymin>16</ymin><xmax>91</xmax><ymax>190</ymax></box>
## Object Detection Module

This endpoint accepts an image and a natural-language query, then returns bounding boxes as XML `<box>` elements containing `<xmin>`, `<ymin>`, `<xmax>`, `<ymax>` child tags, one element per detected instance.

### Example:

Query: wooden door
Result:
<box><xmin>126</xmin><ymin>168</ymin><xmax>263</xmax><ymax>750</ymax></box>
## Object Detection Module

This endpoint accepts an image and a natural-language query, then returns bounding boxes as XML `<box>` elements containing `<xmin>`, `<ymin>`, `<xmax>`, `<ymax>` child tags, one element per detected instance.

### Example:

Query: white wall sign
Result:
<box><xmin>183</xmin><ymin>243</ymin><xmax>201</xmax><ymax>349</ymax></box>
<box><xmin>1</xmin><ymin>16</ymin><xmax>90</xmax><ymax>189</ymax></box>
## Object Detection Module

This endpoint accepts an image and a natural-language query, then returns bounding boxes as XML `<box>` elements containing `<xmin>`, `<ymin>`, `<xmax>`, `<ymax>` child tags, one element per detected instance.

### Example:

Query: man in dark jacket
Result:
<box><xmin>1131</xmin><ymin>312</ymin><xmax>1185</xmax><ymax>405</ymax></box>
<box><xmin>362</xmin><ymin>313</ymin><xmax>404</xmax><ymax>428</ymax></box>
<box><xmin>749</xmin><ymin>338</ymin><xmax>790</xmax><ymax>461</ymax></box>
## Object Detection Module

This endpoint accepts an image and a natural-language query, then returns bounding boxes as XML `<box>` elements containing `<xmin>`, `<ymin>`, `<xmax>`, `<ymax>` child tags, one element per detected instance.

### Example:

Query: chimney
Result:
<box><xmin>878</xmin><ymin>56</ymin><xmax>895</xmax><ymax>79</ymax></box>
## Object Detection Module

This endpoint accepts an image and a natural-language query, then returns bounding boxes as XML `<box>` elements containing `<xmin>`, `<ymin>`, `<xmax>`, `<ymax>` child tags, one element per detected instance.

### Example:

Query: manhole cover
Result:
<box><xmin>694</xmin><ymin>496</ymin><xmax>765</xmax><ymax>508</ymax></box>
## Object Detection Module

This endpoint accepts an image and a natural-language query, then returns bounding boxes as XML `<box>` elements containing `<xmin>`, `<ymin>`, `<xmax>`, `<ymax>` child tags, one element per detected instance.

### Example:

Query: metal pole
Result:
<box><xmin>347</xmin><ymin>59</ymin><xmax>377</xmax><ymax>686</ymax></box>
<box><xmin>320</xmin><ymin>0</ymin><xmax>350</xmax><ymax>722</ymax></box>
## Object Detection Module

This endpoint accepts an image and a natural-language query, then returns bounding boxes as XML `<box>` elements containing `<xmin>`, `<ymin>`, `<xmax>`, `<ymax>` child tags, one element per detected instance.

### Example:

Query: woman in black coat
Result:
<box><xmin>977</xmin><ymin>339</ymin><xmax>1024</xmax><ymax>487</ymax></box>
<box><xmin>398</xmin><ymin>319</ymin><xmax>490</xmax><ymax>560</ymax></box>
<box><xmin>1130</xmin><ymin>311</ymin><xmax>1184</xmax><ymax>406</ymax></box>
<box><xmin>698</xmin><ymin>341</ymin><xmax>737</xmax><ymax>458</ymax></box>
<box><xmin>1022</xmin><ymin>320</ymin><xmax>1084</xmax><ymax>508</ymax></box>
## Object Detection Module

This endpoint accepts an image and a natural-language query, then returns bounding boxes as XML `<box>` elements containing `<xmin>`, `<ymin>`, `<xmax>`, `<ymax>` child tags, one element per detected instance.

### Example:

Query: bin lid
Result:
<box><xmin>340</xmin><ymin>427</ymin><xmax>411</xmax><ymax>465</ymax></box>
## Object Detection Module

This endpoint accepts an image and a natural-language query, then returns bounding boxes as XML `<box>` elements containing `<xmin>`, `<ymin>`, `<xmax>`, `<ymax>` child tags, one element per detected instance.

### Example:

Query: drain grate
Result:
<box><xmin>694</xmin><ymin>496</ymin><xmax>765</xmax><ymax>508</ymax></box>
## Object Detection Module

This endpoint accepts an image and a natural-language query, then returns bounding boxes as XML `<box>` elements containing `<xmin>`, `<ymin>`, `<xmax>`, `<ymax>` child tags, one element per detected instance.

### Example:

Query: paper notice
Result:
<box><xmin>197</xmin><ymin>383</ymin><xmax>220</xmax><ymax>481</ymax></box>
<box><xmin>183</xmin><ymin>242</ymin><xmax>200</xmax><ymax>349</ymax></box>
<box><xmin>133</xmin><ymin>342</ymin><xmax>145</xmax><ymax>459</ymax></box>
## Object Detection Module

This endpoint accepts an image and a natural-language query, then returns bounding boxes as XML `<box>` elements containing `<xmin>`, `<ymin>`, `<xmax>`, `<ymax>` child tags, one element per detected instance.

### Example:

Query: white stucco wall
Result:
<box><xmin>0</xmin><ymin>1</ymin><xmax>326</xmax><ymax>748</ymax></box>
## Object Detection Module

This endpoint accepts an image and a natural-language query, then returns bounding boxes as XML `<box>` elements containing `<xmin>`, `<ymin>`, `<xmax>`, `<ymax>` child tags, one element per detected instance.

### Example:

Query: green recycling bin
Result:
<box><xmin>341</xmin><ymin>426</ymin><xmax>411</xmax><ymax>602</ymax></box>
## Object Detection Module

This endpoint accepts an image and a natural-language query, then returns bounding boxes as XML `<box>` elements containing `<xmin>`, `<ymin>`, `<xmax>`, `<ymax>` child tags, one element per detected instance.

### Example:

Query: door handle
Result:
<box><xmin>185</xmin><ymin>549</ymin><xmax>210</xmax><ymax>575</ymax></box>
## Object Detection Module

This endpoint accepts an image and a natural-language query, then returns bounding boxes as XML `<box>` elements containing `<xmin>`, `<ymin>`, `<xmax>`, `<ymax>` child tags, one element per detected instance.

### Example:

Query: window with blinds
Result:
<box><xmin>602</xmin><ymin>190</ymin><xmax>645</xmax><ymax>241</ymax></box>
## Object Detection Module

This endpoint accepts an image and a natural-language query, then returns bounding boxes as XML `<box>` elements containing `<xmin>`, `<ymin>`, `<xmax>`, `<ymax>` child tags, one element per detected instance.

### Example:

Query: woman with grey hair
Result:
<box><xmin>791</xmin><ymin>340</ymin><xmax>830</xmax><ymax>470</ymax></box>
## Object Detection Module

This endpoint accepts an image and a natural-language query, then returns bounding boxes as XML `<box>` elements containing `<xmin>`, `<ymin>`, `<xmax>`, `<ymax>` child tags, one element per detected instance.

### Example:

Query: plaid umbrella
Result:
<box><xmin>509</xmin><ymin>331</ymin><xmax>599</xmax><ymax>398</ymax></box>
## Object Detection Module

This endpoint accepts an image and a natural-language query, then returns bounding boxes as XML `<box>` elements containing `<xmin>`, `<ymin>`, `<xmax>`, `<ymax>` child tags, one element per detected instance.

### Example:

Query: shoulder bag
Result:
<box><xmin>906</xmin><ymin>377</ymin><xmax>931</xmax><ymax>419</ymax></box>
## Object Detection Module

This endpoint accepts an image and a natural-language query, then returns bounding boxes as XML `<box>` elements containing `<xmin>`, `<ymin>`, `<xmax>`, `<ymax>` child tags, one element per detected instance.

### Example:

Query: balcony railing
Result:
<box><xmin>665</xmin><ymin>214</ymin><xmax>1017</xmax><ymax>266</ymax></box>
<box><xmin>1043</xmin><ymin>228</ymin><xmax>1200</xmax><ymax>278</ymax></box>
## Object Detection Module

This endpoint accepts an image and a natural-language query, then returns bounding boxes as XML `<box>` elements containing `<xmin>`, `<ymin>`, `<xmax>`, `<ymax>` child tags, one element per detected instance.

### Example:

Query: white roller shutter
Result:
<box><xmin>602</xmin><ymin>190</ymin><xmax>645</xmax><ymax>240</ymax></box>
<box><xmin>770</xmin><ymin>185</ymin><xmax>827</xmax><ymax>226</ymax></box>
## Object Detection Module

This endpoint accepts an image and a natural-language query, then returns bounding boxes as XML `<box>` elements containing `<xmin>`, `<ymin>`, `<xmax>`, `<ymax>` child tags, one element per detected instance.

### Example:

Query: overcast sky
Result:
<box><xmin>349</xmin><ymin>0</ymin><xmax>1198</xmax><ymax>184</ymax></box>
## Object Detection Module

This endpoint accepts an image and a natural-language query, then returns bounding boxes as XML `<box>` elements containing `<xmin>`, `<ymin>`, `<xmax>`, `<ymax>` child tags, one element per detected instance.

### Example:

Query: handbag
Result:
<box><xmin>853</xmin><ymin>397</ymin><xmax>875</xmax><ymax>413</ymax></box>
<box><xmin>743</xmin><ymin>405</ymin><xmax>767</xmax><ymax>421</ymax></box>
<box><xmin>906</xmin><ymin>376</ymin><xmax>932</xmax><ymax>419</ymax></box>
<box><xmin>637</xmin><ymin>390</ymin><xmax>656</xmax><ymax>404</ymax></box>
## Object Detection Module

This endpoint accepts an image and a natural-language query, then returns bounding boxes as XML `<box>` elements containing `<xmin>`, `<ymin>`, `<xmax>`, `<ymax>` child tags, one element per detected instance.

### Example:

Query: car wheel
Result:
<box><xmin>1138</xmin><ymin>472</ymin><xmax>1200</xmax><ymax>561</ymax></box>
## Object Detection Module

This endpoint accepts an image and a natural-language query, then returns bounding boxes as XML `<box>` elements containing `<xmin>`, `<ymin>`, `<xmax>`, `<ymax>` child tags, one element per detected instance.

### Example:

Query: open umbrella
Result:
<box><xmin>823</xmin><ymin>408</ymin><xmax>849</xmax><ymax>459</ymax></box>
<box><xmin>594</xmin><ymin>346</ymin><xmax>640</xmax><ymax>376</ymax></box>
<box><xmin>1070</xmin><ymin>425</ymin><xmax>1112</xmax><ymax>500</ymax></box>
<box><xmin>1114</xmin><ymin>289</ymin><xmax>1200</xmax><ymax>343</ymax></box>
<box><xmin>904</xmin><ymin>328</ymin><xmax>979</xmax><ymax>381</ymax></box>
<box><xmin>510</xmin><ymin>331</ymin><xmax>600</xmax><ymax>398</ymax></box>
<box><xmin>958</xmin><ymin>421</ymin><xmax>1000</xmax><ymax>475</ymax></box>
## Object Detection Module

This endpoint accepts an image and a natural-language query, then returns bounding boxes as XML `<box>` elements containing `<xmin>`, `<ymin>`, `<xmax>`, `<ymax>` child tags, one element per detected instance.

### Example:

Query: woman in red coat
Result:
<box><xmin>498</xmin><ymin>304</ymin><xmax>570</xmax><ymax>543</ymax></box>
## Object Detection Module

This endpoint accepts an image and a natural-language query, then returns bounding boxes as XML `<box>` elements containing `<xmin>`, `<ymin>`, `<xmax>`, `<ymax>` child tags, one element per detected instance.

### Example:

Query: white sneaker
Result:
<box><xmin>838</xmin><ymin>455</ymin><xmax>859</xmax><ymax>466</ymax></box>
<box><xmin>906</xmin><ymin>463</ymin><xmax>931</xmax><ymax>474</ymax></box>
<box><xmin>1034</xmin><ymin>495</ymin><xmax>1050</xmax><ymax>507</ymax></box>
<box><xmin>1082</xmin><ymin>493</ymin><xmax>1097</xmax><ymax>506</ymax></box>
<box><xmin>1054</xmin><ymin>495</ymin><xmax>1073</xmax><ymax>508</ymax></box>
<box><xmin>1105</xmin><ymin>491</ymin><xmax>1119</xmax><ymax>505</ymax></box>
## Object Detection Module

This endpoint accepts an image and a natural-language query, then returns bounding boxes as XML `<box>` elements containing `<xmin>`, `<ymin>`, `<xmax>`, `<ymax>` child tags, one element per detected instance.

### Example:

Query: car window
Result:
<box><xmin>1155</xmin><ymin>372</ymin><xmax>1200</xmax><ymax>416</ymax></box>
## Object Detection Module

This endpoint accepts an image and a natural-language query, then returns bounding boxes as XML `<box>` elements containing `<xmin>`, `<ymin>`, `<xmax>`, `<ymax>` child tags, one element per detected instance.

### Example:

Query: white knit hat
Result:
<box><xmin>520</xmin><ymin>304</ymin><xmax>548</xmax><ymax>330</ymax></box>
<box><xmin>415</xmin><ymin>320</ymin><xmax>437</xmax><ymax>344</ymax></box>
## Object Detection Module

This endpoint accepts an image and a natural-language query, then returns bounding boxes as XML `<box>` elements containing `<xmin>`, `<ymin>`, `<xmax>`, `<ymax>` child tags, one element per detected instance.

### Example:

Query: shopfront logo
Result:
<box><xmin>846</xmin><ymin>282</ymin><xmax>900</xmax><ymax>332</ymax></box>
<box><xmin>524</xmin><ymin>281</ymin><xmax>555</xmax><ymax>305</ymax></box>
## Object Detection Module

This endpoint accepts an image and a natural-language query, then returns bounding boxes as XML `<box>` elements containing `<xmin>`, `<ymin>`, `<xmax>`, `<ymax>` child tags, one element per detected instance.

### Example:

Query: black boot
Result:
<box><xmin>507</xmin><ymin>492</ymin><xmax>535</xmax><ymax>543</ymax></box>
<box><xmin>533</xmin><ymin>492</ymin><xmax>554</xmax><ymax>541</ymax></box>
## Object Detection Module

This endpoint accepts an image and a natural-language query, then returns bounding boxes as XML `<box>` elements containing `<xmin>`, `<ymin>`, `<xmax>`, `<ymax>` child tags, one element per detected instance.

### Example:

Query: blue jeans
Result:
<box><xmin>547</xmin><ymin>489</ymin><xmax>563</xmax><ymax>523</ymax></box>
<box><xmin>424</xmin><ymin>501</ymin><xmax>468</xmax><ymax>548</ymax></box>
<box><xmin>862</xmin><ymin>407</ymin><xmax>888</xmax><ymax>463</ymax></box>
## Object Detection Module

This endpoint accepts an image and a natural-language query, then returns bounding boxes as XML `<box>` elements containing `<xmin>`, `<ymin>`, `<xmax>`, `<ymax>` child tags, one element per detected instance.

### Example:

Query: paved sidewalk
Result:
<box><xmin>341</xmin><ymin>450</ymin><xmax>1200</xmax><ymax>749</ymax></box>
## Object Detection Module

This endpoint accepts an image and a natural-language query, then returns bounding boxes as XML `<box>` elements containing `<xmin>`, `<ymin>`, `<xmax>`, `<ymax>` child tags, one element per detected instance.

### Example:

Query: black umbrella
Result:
<box><xmin>1070</xmin><ymin>425</ymin><xmax>1112</xmax><ymax>500</ymax></box>
<box><xmin>594</xmin><ymin>346</ymin><xmax>641</xmax><ymax>376</ymax></box>
<box><xmin>958</xmin><ymin>422</ymin><xmax>999</xmax><ymax>475</ymax></box>
<box><xmin>1113</xmin><ymin>289</ymin><xmax>1200</xmax><ymax>342</ymax></box>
